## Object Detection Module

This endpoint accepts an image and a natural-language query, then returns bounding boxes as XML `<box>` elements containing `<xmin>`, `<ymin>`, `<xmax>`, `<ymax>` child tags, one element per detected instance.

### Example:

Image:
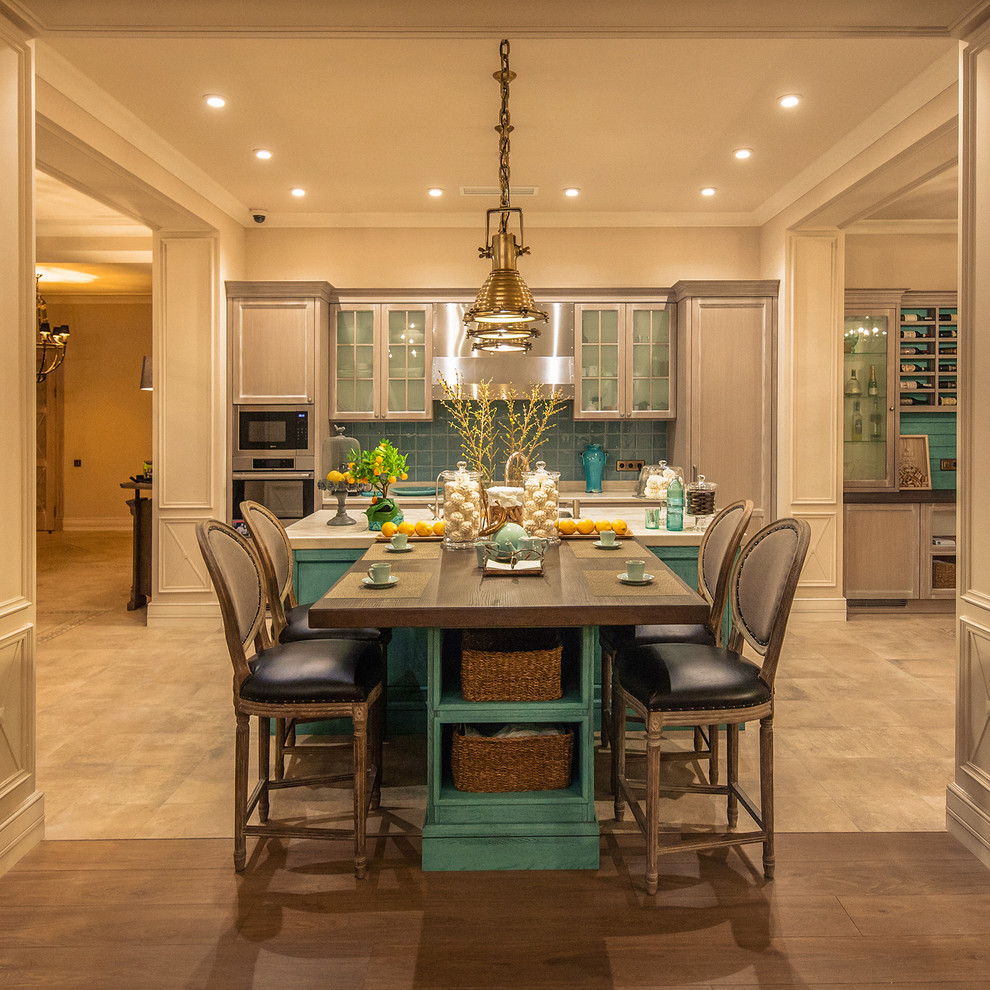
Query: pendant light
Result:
<box><xmin>464</xmin><ymin>40</ymin><xmax>548</xmax><ymax>350</ymax></box>
<box><xmin>36</xmin><ymin>276</ymin><xmax>69</xmax><ymax>383</ymax></box>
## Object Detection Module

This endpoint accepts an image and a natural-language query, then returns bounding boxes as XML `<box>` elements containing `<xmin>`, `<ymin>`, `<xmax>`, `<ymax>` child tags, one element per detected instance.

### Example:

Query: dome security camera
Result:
<box><xmin>250</xmin><ymin>208</ymin><xmax>268</xmax><ymax>224</ymax></box>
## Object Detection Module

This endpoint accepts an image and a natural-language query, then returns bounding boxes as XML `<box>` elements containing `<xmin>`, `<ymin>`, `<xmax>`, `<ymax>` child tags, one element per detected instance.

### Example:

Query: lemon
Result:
<box><xmin>595</xmin><ymin>519</ymin><xmax>612</xmax><ymax>533</ymax></box>
<box><xmin>576</xmin><ymin>518</ymin><xmax>596</xmax><ymax>535</ymax></box>
<box><xmin>612</xmin><ymin>518</ymin><xmax>628</xmax><ymax>536</ymax></box>
<box><xmin>557</xmin><ymin>518</ymin><xmax>577</xmax><ymax>536</ymax></box>
<box><xmin>397</xmin><ymin>521</ymin><xmax>415</xmax><ymax>536</ymax></box>
<box><xmin>432</xmin><ymin>519</ymin><xmax>445</xmax><ymax>536</ymax></box>
<box><xmin>414</xmin><ymin>520</ymin><xmax>433</xmax><ymax>537</ymax></box>
<box><xmin>327</xmin><ymin>469</ymin><xmax>344</xmax><ymax>484</ymax></box>
<box><xmin>380</xmin><ymin>521</ymin><xmax>398</xmax><ymax>539</ymax></box>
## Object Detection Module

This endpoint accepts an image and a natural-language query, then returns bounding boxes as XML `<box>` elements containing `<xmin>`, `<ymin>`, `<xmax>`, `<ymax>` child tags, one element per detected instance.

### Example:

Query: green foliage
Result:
<box><xmin>347</xmin><ymin>439</ymin><xmax>408</xmax><ymax>500</ymax></box>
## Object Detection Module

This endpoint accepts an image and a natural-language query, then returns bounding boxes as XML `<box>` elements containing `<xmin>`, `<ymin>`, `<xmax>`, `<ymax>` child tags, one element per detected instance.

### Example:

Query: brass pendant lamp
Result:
<box><xmin>36</xmin><ymin>276</ymin><xmax>69</xmax><ymax>383</ymax></box>
<box><xmin>464</xmin><ymin>40</ymin><xmax>548</xmax><ymax>352</ymax></box>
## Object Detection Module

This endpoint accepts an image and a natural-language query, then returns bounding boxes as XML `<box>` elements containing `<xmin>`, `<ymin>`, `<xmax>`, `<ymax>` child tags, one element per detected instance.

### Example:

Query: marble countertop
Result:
<box><xmin>288</xmin><ymin>506</ymin><xmax>704</xmax><ymax>550</ymax></box>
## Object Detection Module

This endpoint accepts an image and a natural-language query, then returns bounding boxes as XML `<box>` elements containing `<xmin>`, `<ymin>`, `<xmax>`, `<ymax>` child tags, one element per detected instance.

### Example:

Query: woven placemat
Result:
<box><xmin>563</xmin><ymin>538</ymin><xmax>633</xmax><ymax>558</ymax></box>
<box><xmin>583</xmin><ymin>568</ymin><xmax>686</xmax><ymax>597</ymax></box>
<box><xmin>364</xmin><ymin>540</ymin><xmax>444</xmax><ymax>561</ymax></box>
<box><xmin>339</xmin><ymin>567</ymin><xmax>433</xmax><ymax>598</ymax></box>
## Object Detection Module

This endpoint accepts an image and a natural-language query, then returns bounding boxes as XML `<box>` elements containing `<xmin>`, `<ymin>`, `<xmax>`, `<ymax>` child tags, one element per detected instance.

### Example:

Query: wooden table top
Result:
<box><xmin>308</xmin><ymin>536</ymin><xmax>708</xmax><ymax>630</ymax></box>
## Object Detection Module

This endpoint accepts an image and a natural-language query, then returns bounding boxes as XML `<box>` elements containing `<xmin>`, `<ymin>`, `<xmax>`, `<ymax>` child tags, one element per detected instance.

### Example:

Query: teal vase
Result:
<box><xmin>365</xmin><ymin>497</ymin><xmax>403</xmax><ymax>531</ymax></box>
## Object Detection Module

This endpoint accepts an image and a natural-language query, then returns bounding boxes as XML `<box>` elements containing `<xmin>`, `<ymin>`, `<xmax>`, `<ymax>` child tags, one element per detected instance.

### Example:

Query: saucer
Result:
<box><xmin>386</xmin><ymin>546</ymin><xmax>414</xmax><ymax>553</ymax></box>
<box><xmin>594</xmin><ymin>540</ymin><xmax>620</xmax><ymax>549</ymax></box>
<box><xmin>617</xmin><ymin>572</ymin><xmax>654</xmax><ymax>586</ymax></box>
<box><xmin>362</xmin><ymin>575</ymin><xmax>399</xmax><ymax>589</ymax></box>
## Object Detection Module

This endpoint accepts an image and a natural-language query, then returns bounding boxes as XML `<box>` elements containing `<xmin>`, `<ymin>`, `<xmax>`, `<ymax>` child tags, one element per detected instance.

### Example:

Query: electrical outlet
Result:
<box><xmin>616</xmin><ymin>459</ymin><xmax>645</xmax><ymax>472</ymax></box>
<box><xmin>940</xmin><ymin>458</ymin><xmax>957</xmax><ymax>471</ymax></box>
<box><xmin>73</xmin><ymin>459</ymin><xmax>81</xmax><ymax>467</ymax></box>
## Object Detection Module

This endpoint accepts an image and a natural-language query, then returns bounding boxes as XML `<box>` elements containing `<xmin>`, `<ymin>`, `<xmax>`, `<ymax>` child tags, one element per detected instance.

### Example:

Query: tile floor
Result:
<box><xmin>35</xmin><ymin>530</ymin><xmax>957</xmax><ymax>840</ymax></box>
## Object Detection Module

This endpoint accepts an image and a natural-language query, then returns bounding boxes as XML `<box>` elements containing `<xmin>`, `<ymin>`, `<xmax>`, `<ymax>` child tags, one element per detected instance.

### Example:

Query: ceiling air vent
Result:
<box><xmin>460</xmin><ymin>186</ymin><xmax>538</xmax><ymax>197</ymax></box>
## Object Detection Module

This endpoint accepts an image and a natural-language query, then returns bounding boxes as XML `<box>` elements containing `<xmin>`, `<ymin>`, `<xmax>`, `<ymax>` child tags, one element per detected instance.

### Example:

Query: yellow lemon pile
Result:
<box><xmin>559</xmin><ymin>517</ymin><xmax>628</xmax><ymax>536</ymax></box>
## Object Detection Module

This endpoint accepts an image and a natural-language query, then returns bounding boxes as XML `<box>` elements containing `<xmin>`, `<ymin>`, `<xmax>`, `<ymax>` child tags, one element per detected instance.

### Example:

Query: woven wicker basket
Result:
<box><xmin>933</xmin><ymin>559</ymin><xmax>956</xmax><ymax>589</ymax></box>
<box><xmin>460</xmin><ymin>628</ymin><xmax>562</xmax><ymax>702</ymax></box>
<box><xmin>451</xmin><ymin>728</ymin><xmax>574</xmax><ymax>792</ymax></box>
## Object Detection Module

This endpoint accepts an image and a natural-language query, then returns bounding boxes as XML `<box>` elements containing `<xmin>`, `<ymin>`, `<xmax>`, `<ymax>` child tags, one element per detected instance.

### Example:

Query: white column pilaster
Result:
<box><xmin>0</xmin><ymin>17</ymin><xmax>43</xmax><ymax>874</ymax></box>
<box><xmin>781</xmin><ymin>229</ymin><xmax>846</xmax><ymax>616</ymax></box>
<box><xmin>947</xmin><ymin>23</ymin><xmax>990</xmax><ymax>864</ymax></box>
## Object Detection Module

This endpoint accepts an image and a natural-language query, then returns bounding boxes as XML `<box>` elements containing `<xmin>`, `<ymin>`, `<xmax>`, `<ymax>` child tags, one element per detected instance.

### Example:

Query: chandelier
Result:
<box><xmin>36</xmin><ymin>276</ymin><xmax>69</xmax><ymax>383</ymax></box>
<box><xmin>464</xmin><ymin>40</ymin><xmax>548</xmax><ymax>352</ymax></box>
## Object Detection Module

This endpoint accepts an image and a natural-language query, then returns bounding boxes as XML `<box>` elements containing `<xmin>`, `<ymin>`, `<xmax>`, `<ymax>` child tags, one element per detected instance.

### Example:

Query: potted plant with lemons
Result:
<box><xmin>347</xmin><ymin>440</ymin><xmax>409</xmax><ymax>531</ymax></box>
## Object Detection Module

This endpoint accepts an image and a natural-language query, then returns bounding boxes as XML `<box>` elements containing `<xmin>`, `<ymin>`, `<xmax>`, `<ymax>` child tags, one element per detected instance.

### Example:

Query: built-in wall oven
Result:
<box><xmin>231</xmin><ymin>405</ymin><xmax>315</xmax><ymax>525</ymax></box>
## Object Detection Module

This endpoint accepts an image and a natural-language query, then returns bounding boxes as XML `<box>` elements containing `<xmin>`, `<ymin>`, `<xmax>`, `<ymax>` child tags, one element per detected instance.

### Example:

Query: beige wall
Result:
<box><xmin>245</xmin><ymin>225</ymin><xmax>763</xmax><ymax>288</ymax></box>
<box><xmin>42</xmin><ymin>297</ymin><xmax>152</xmax><ymax>529</ymax></box>
<box><xmin>845</xmin><ymin>231</ymin><xmax>957</xmax><ymax>289</ymax></box>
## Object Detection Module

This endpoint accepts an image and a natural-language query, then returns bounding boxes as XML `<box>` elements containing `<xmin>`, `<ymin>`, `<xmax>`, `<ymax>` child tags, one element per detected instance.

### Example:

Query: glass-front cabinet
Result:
<box><xmin>574</xmin><ymin>303</ymin><xmax>674</xmax><ymax>420</ymax></box>
<box><xmin>843</xmin><ymin>291</ymin><xmax>900</xmax><ymax>489</ymax></box>
<box><xmin>332</xmin><ymin>303</ymin><xmax>433</xmax><ymax>421</ymax></box>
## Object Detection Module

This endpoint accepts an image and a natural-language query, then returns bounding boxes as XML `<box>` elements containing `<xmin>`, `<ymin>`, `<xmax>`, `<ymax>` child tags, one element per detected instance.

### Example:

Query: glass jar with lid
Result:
<box><xmin>438</xmin><ymin>462</ymin><xmax>484</xmax><ymax>549</ymax></box>
<box><xmin>521</xmin><ymin>460</ymin><xmax>560</xmax><ymax>543</ymax></box>
<box><xmin>635</xmin><ymin>461</ymin><xmax>683</xmax><ymax>501</ymax></box>
<box><xmin>685</xmin><ymin>475</ymin><xmax>718</xmax><ymax>529</ymax></box>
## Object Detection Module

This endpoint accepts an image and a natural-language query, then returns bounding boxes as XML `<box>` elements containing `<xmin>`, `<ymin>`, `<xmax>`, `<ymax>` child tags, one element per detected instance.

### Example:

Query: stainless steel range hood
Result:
<box><xmin>432</xmin><ymin>302</ymin><xmax>574</xmax><ymax>399</ymax></box>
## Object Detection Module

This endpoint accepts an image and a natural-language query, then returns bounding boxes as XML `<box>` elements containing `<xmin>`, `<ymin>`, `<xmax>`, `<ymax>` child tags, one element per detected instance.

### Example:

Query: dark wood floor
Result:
<box><xmin>3</xmin><ymin>831</ymin><xmax>990</xmax><ymax>989</ymax></box>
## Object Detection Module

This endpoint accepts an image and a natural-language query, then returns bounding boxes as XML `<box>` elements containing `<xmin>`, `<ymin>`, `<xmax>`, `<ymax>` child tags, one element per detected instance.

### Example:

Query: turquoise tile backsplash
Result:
<box><xmin>336</xmin><ymin>401</ymin><xmax>668</xmax><ymax>484</ymax></box>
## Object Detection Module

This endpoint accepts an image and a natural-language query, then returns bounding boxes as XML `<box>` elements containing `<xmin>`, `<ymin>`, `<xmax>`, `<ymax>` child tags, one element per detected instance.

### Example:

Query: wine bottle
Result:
<box><xmin>868</xmin><ymin>365</ymin><xmax>879</xmax><ymax>396</ymax></box>
<box><xmin>852</xmin><ymin>400</ymin><xmax>863</xmax><ymax>441</ymax></box>
<box><xmin>845</xmin><ymin>369</ymin><xmax>862</xmax><ymax>396</ymax></box>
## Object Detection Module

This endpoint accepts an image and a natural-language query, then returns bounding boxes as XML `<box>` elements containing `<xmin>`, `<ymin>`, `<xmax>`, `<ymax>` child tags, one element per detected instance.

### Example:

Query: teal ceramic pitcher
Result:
<box><xmin>581</xmin><ymin>443</ymin><xmax>606</xmax><ymax>493</ymax></box>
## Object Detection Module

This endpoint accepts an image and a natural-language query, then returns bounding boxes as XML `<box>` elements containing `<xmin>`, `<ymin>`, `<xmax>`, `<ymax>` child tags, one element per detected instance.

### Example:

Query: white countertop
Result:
<box><xmin>287</xmin><ymin>506</ymin><xmax>703</xmax><ymax>550</ymax></box>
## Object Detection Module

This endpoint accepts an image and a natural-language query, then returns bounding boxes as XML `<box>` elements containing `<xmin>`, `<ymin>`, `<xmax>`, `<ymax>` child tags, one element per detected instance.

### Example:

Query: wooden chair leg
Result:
<box><xmin>258</xmin><ymin>715</ymin><xmax>270</xmax><ymax>823</ymax></box>
<box><xmin>600</xmin><ymin>642</ymin><xmax>613</xmax><ymax>750</ymax></box>
<box><xmin>274</xmin><ymin>717</ymin><xmax>287</xmax><ymax>780</ymax></box>
<box><xmin>352</xmin><ymin>703</ymin><xmax>369</xmax><ymax>880</ymax></box>
<box><xmin>760</xmin><ymin>714</ymin><xmax>775</xmax><ymax>879</ymax></box>
<box><xmin>645</xmin><ymin>714</ymin><xmax>663</xmax><ymax>896</ymax></box>
<box><xmin>708</xmin><ymin>724</ymin><xmax>720</xmax><ymax>786</ymax></box>
<box><xmin>611</xmin><ymin>676</ymin><xmax>626</xmax><ymax>819</ymax></box>
<box><xmin>380</xmin><ymin>640</ymin><xmax>389</xmax><ymax>741</ymax></box>
<box><xmin>234</xmin><ymin>712</ymin><xmax>250</xmax><ymax>872</ymax></box>
<box><xmin>369</xmin><ymin>690</ymin><xmax>383</xmax><ymax>811</ymax></box>
<box><xmin>726</xmin><ymin>723</ymin><xmax>739</xmax><ymax>828</ymax></box>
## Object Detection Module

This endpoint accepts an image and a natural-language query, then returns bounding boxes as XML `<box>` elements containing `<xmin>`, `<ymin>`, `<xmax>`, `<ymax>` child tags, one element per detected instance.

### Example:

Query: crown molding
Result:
<box><xmin>845</xmin><ymin>218</ymin><xmax>957</xmax><ymax>234</ymax></box>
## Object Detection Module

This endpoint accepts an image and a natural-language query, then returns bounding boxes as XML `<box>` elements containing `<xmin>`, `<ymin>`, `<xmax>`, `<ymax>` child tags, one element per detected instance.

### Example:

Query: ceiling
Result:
<box><xmin>22</xmin><ymin>0</ymin><xmax>974</xmax><ymax>294</ymax></box>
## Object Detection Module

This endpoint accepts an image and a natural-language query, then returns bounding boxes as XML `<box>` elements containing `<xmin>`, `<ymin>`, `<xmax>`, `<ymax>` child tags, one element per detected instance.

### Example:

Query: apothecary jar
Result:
<box><xmin>439</xmin><ymin>462</ymin><xmax>484</xmax><ymax>549</ymax></box>
<box><xmin>521</xmin><ymin>461</ymin><xmax>560</xmax><ymax>543</ymax></box>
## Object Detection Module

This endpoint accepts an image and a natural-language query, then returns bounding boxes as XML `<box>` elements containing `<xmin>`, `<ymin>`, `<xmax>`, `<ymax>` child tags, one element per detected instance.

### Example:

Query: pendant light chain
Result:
<box><xmin>497</xmin><ymin>38</ymin><xmax>513</xmax><ymax>233</ymax></box>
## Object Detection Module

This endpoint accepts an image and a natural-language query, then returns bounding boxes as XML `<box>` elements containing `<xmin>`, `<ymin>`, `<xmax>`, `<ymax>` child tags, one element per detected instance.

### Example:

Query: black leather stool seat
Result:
<box><xmin>600</xmin><ymin>622</ymin><xmax>715</xmax><ymax>654</ymax></box>
<box><xmin>242</xmin><ymin>639</ymin><xmax>385</xmax><ymax>704</ymax></box>
<box><xmin>279</xmin><ymin>603</ymin><xmax>392</xmax><ymax>647</ymax></box>
<box><xmin>615</xmin><ymin>642</ymin><xmax>770</xmax><ymax>713</ymax></box>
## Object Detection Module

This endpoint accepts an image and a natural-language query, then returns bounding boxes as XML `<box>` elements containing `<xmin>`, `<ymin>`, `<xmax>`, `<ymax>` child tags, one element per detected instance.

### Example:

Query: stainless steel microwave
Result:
<box><xmin>234</xmin><ymin>405</ymin><xmax>313</xmax><ymax>458</ymax></box>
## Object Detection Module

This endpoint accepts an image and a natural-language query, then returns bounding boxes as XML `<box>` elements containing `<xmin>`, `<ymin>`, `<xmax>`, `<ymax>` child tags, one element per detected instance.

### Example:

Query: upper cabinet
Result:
<box><xmin>573</xmin><ymin>303</ymin><xmax>674</xmax><ymax>420</ymax></box>
<box><xmin>897</xmin><ymin>292</ymin><xmax>958</xmax><ymax>413</ymax></box>
<box><xmin>332</xmin><ymin>303</ymin><xmax>433</xmax><ymax>421</ymax></box>
<box><xmin>843</xmin><ymin>290</ymin><xmax>901</xmax><ymax>491</ymax></box>
<box><xmin>227</xmin><ymin>281</ymin><xmax>331</xmax><ymax>404</ymax></box>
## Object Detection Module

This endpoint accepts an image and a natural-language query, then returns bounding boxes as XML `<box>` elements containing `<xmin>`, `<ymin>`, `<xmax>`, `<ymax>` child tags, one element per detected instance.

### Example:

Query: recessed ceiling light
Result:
<box><xmin>564</xmin><ymin>187</ymin><xmax>580</xmax><ymax>197</ymax></box>
<box><xmin>254</xmin><ymin>149</ymin><xmax>272</xmax><ymax>160</ymax></box>
<box><xmin>204</xmin><ymin>95</ymin><xmax>226</xmax><ymax>108</ymax></box>
<box><xmin>700</xmin><ymin>187</ymin><xmax>717</xmax><ymax>197</ymax></box>
<box><xmin>428</xmin><ymin>187</ymin><xmax>444</xmax><ymax>197</ymax></box>
<box><xmin>778</xmin><ymin>94</ymin><xmax>801</xmax><ymax>109</ymax></box>
<box><xmin>290</xmin><ymin>188</ymin><xmax>306</xmax><ymax>197</ymax></box>
<box><xmin>733</xmin><ymin>148</ymin><xmax>753</xmax><ymax>160</ymax></box>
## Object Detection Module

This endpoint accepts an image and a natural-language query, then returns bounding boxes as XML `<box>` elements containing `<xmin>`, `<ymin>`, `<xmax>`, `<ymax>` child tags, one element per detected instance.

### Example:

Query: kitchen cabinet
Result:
<box><xmin>227</xmin><ymin>281</ymin><xmax>331</xmax><ymax>404</ymax></box>
<box><xmin>843</xmin><ymin>290</ymin><xmax>901</xmax><ymax>490</ymax></box>
<box><xmin>332</xmin><ymin>303</ymin><xmax>433</xmax><ymax>421</ymax></box>
<box><xmin>843</xmin><ymin>498</ymin><xmax>955</xmax><ymax>608</ymax></box>
<box><xmin>668</xmin><ymin>281</ymin><xmax>777</xmax><ymax>529</ymax></box>
<box><xmin>573</xmin><ymin>304</ymin><xmax>674</xmax><ymax>420</ymax></box>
